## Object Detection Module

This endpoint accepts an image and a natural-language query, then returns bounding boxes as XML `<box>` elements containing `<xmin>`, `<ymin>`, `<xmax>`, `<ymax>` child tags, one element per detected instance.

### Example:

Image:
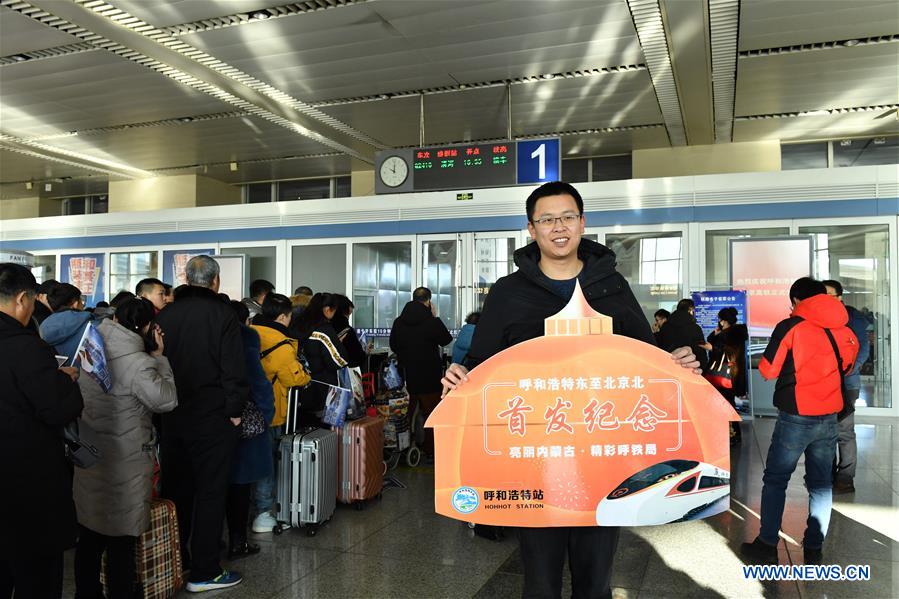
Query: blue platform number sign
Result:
<box><xmin>517</xmin><ymin>138</ymin><xmax>560</xmax><ymax>184</ymax></box>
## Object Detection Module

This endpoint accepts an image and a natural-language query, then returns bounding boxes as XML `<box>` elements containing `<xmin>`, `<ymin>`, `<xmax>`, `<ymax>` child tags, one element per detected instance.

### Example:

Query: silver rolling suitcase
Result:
<box><xmin>275</xmin><ymin>428</ymin><xmax>338</xmax><ymax>536</ymax></box>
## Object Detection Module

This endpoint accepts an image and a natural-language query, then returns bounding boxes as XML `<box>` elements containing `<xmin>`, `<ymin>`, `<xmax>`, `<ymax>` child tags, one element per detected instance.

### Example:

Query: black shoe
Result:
<box><xmin>227</xmin><ymin>542</ymin><xmax>261</xmax><ymax>560</ymax></box>
<box><xmin>803</xmin><ymin>546</ymin><xmax>823</xmax><ymax>565</ymax></box>
<box><xmin>473</xmin><ymin>524</ymin><xmax>504</xmax><ymax>542</ymax></box>
<box><xmin>833</xmin><ymin>480</ymin><xmax>855</xmax><ymax>494</ymax></box>
<box><xmin>740</xmin><ymin>537</ymin><xmax>778</xmax><ymax>564</ymax></box>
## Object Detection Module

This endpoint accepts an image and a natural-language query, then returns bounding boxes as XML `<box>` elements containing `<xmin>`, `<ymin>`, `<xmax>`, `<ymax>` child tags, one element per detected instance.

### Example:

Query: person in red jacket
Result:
<box><xmin>741</xmin><ymin>277</ymin><xmax>859</xmax><ymax>566</ymax></box>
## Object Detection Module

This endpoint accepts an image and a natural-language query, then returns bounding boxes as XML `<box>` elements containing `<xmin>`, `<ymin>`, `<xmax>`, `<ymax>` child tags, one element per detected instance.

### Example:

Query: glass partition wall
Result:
<box><xmin>283</xmin><ymin>220</ymin><xmax>894</xmax><ymax>416</ymax></box>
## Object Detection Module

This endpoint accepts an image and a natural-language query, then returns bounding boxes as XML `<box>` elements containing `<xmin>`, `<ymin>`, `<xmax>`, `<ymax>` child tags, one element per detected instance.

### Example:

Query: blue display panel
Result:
<box><xmin>516</xmin><ymin>138</ymin><xmax>561</xmax><ymax>185</ymax></box>
<box><xmin>691</xmin><ymin>290</ymin><xmax>748</xmax><ymax>338</ymax></box>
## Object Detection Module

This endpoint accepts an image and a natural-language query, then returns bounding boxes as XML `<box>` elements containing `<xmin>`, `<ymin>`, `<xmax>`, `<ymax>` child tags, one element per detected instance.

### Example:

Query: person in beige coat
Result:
<box><xmin>73</xmin><ymin>298</ymin><xmax>177</xmax><ymax>599</ymax></box>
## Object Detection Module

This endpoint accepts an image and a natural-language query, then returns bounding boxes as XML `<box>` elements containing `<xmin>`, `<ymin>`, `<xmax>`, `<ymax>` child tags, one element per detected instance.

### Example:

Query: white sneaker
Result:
<box><xmin>252</xmin><ymin>511</ymin><xmax>277</xmax><ymax>533</ymax></box>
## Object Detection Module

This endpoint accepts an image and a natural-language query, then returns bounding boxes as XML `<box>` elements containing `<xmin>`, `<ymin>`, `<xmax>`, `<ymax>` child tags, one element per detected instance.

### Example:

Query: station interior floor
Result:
<box><xmin>62</xmin><ymin>416</ymin><xmax>898</xmax><ymax>598</ymax></box>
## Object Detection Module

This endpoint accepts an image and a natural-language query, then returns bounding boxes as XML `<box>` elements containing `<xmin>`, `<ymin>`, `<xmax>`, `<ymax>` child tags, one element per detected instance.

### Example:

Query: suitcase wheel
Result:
<box><xmin>405</xmin><ymin>446</ymin><xmax>421</xmax><ymax>468</ymax></box>
<box><xmin>354</xmin><ymin>502</ymin><xmax>364</xmax><ymax>511</ymax></box>
<box><xmin>306</xmin><ymin>525</ymin><xmax>318</xmax><ymax>537</ymax></box>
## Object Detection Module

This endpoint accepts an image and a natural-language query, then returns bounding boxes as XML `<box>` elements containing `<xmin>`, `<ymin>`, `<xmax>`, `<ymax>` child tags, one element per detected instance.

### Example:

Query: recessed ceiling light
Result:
<box><xmin>179</xmin><ymin>116</ymin><xmax>194</xmax><ymax>123</ymax></box>
<box><xmin>44</xmin><ymin>183</ymin><xmax>52</xmax><ymax>192</ymax></box>
<box><xmin>249</xmin><ymin>10</ymin><xmax>270</xmax><ymax>20</ymax></box>
<box><xmin>842</xmin><ymin>39</ymin><xmax>860</xmax><ymax>47</ymax></box>
<box><xmin>541</xmin><ymin>73</ymin><xmax>556</xmax><ymax>80</ymax></box>
<box><xmin>25</xmin><ymin>181</ymin><xmax>33</xmax><ymax>190</ymax></box>
<box><xmin>873</xmin><ymin>137</ymin><xmax>886</xmax><ymax>145</ymax></box>
<box><xmin>840</xmin><ymin>139</ymin><xmax>852</xmax><ymax>146</ymax></box>
<box><xmin>12</xmin><ymin>54</ymin><xmax>30</xmax><ymax>62</ymax></box>
<box><xmin>230</xmin><ymin>162</ymin><xmax>238</xmax><ymax>171</ymax></box>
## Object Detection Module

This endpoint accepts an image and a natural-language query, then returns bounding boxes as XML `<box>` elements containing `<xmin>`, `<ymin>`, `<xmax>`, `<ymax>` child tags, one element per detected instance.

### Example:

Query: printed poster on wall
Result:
<box><xmin>691</xmin><ymin>290</ymin><xmax>748</xmax><ymax>339</ymax></box>
<box><xmin>162</xmin><ymin>248</ymin><xmax>214</xmax><ymax>287</ymax></box>
<box><xmin>60</xmin><ymin>253</ymin><xmax>105</xmax><ymax>305</ymax></box>
<box><xmin>729</xmin><ymin>237</ymin><xmax>813</xmax><ymax>337</ymax></box>
<box><xmin>426</xmin><ymin>282</ymin><xmax>739</xmax><ymax>527</ymax></box>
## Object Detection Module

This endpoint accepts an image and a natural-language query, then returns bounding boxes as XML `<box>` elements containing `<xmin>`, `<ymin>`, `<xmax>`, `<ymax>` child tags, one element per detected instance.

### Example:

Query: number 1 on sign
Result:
<box><xmin>531</xmin><ymin>143</ymin><xmax>546</xmax><ymax>180</ymax></box>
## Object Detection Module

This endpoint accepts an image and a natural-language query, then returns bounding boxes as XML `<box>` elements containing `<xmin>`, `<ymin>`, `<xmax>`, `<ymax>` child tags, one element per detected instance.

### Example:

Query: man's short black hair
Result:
<box><xmin>37</xmin><ymin>279</ymin><xmax>59</xmax><ymax>296</ymax></box>
<box><xmin>654</xmin><ymin>309</ymin><xmax>670</xmax><ymax>320</ymax></box>
<box><xmin>0</xmin><ymin>263</ymin><xmax>37</xmax><ymax>302</ymax></box>
<box><xmin>110</xmin><ymin>290</ymin><xmax>135</xmax><ymax>308</ymax></box>
<box><xmin>135</xmin><ymin>277</ymin><xmax>164</xmax><ymax>296</ymax></box>
<box><xmin>413</xmin><ymin>287</ymin><xmax>432</xmax><ymax>303</ymax></box>
<box><xmin>163</xmin><ymin>283</ymin><xmax>173</xmax><ymax>294</ymax></box>
<box><xmin>676</xmin><ymin>298</ymin><xmax>695</xmax><ymax>311</ymax></box>
<box><xmin>250</xmin><ymin>279</ymin><xmax>275</xmax><ymax>300</ymax></box>
<box><xmin>822</xmin><ymin>279</ymin><xmax>843</xmax><ymax>296</ymax></box>
<box><xmin>465</xmin><ymin>311</ymin><xmax>481</xmax><ymax>325</ymax></box>
<box><xmin>294</xmin><ymin>285</ymin><xmax>313</xmax><ymax>296</ymax></box>
<box><xmin>262</xmin><ymin>292</ymin><xmax>294</xmax><ymax>320</ymax></box>
<box><xmin>525</xmin><ymin>181</ymin><xmax>584</xmax><ymax>222</ymax></box>
<box><xmin>95</xmin><ymin>301</ymin><xmax>110</xmax><ymax>309</ymax></box>
<box><xmin>229</xmin><ymin>299</ymin><xmax>250</xmax><ymax>324</ymax></box>
<box><xmin>790</xmin><ymin>277</ymin><xmax>826</xmax><ymax>303</ymax></box>
<box><xmin>48</xmin><ymin>283</ymin><xmax>82</xmax><ymax>312</ymax></box>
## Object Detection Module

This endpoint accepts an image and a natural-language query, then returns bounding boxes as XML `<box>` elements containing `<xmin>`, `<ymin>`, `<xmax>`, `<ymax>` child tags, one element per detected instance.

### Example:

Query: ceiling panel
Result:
<box><xmin>561</xmin><ymin>127</ymin><xmax>670</xmax><ymax>158</ymax></box>
<box><xmin>0</xmin><ymin>147</ymin><xmax>99</xmax><ymax>183</ymax></box>
<box><xmin>734</xmin><ymin>112</ymin><xmax>899</xmax><ymax>143</ymax></box>
<box><xmin>421</xmin><ymin>87</ymin><xmax>509</xmax><ymax>144</ymax></box>
<box><xmin>739</xmin><ymin>0</ymin><xmax>899</xmax><ymax>50</ymax></box>
<box><xmin>185</xmin><ymin>0</ymin><xmax>642</xmax><ymax>103</ymax></box>
<box><xmin>512</xmin><ymin>72</ymin><xmax>663</xmax><ymax>136</ymax></box>
<box><xmin>0</xmin><ymin>7</ymin><xmax>82</xmax><ymax>57</ymax></box>
<box><xmin>0</xmin><ymin>50</ymin><xmax>233</xmax><ymax>137</ymax></box>
<box><xmin>40</xmin><ymin>116</ymin><xmax>336</xmax><ymax>171</ymax></box>
<box><xmin>735</xmin><ymin>44</ymin><xmax>899</xmax><ymax>116</ymax></box>
<box><xmin>107</xmin><ymin>0</ymin><xmax>278</xmax><ymax>28</ymax></box>
<box><xmin>320</xmin><ymin>96</ymin><xmax>420</xmax><ymax>148</ymax></box>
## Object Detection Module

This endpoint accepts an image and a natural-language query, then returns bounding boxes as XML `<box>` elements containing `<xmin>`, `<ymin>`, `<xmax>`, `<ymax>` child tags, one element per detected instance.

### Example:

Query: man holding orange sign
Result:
<box><xmin>441</xmin><ymin>182</ymin><xmax>703</xmax><ymax>599</ymax></box>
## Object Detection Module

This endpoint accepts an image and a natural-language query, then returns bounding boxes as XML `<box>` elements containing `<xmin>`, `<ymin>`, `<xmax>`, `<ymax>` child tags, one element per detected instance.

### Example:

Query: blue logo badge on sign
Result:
<box><xmin>452</xmin><ymin>487</ymin><xmax>480</xmax><ymax>514</ymax></box>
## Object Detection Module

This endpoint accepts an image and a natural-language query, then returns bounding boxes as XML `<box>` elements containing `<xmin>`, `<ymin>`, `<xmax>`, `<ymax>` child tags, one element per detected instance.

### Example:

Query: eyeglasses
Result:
<box><xmin>531</xmin><ymin>213</ymin><xmax>581</xmax><ymax>228</ymax></box>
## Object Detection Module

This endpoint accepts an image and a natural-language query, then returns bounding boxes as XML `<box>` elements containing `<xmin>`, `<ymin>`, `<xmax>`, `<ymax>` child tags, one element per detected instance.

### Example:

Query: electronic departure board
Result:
<box><xmin>412</xmin><ymin>142</ymin><xmax>517</xmax><ymax>191</ymax></box>
<box><xmin>374</xmin><ymin>138</ymin><xmax>560</xmax><ymax>195</ymax></box>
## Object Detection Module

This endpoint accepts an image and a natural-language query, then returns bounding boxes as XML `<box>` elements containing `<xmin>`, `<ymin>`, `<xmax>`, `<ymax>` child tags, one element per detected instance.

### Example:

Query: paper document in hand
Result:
<box><xmin>73</xmin><ymin>323</ymin><xmax>113</xmax><ymax>393</ymax></box>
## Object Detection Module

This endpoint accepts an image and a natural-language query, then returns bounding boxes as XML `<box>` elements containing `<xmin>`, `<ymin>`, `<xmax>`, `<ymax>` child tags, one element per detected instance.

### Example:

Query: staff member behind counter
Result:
<box><xmin>441</xmin><ymin>181</ymin><xmax>700</xmax><ymax>599</ymax></box>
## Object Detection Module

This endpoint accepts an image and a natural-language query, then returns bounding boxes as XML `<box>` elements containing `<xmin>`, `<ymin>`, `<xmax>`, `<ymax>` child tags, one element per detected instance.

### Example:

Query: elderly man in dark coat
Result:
<box><xmin>0</xmin><ymin>263</ymin><xmax>83</xmax><ymax>598</ymax></box>
<box><xmin>155</xmin><ymin>256</ymin><xmax>249</xmax><ymax>592</ymax></box>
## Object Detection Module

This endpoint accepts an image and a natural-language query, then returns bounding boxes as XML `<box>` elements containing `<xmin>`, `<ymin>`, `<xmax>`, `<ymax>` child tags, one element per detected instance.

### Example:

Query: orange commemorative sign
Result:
<box><xmin>426</xmin><ymin>281</ymin><xmax>740</xmax><ymax>527</ymax></box>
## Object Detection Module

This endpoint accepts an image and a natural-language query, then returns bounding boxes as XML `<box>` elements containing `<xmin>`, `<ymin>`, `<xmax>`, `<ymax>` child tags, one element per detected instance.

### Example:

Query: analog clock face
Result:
<box><xmin>379</xmin><ymin>156</ymin><xmax>409</xmax><ymax>187</ymax></box>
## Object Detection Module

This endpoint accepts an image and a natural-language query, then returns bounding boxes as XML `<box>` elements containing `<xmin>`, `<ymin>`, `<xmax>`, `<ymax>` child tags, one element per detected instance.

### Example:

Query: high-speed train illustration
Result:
<box><xmin>595</xmin><ymin>460</ymin><xmax>730</xmax><ymax>525</ymax></box>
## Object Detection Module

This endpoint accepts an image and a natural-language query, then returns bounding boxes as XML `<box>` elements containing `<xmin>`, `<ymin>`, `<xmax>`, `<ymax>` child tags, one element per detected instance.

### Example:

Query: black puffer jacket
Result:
<box><xmin>467</xmin><ymin>239</ymin><xmax>654</xmax><ymax>368</ymax></box>
<box><xmin>658</xmin><ymin>308</ymin><xmax>709</xmax><ymax>372</ymax></box>
<box><xmin>390</xmin><ymin>301</ymin><xmax>452</xmax><ymax>394</ymax></box>
<box><xmin>0</xmin><ymin>311</ymin><xmax>84</xmax><ymax>558</ymax></box>
<box><xmin>299</xmin><ymin>322</ymin><xmax>350</xmax><ymax>412</ymax></box>
<box><xmin>156</xmin><ymin>285</ymin><xmax>248</xmax><ymax>435</ymax></box>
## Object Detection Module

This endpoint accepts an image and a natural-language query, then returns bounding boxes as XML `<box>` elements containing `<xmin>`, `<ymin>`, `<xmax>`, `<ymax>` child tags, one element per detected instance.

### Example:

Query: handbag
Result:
<box><xmin>63</xmin><ymin>418</ymin><xmax>101</xmax><ymax>468</ymax></box>
<box><xmin>704</xmin><ymin>350</ymin><xmax>733</xmax><ymax>390</ymax></box>
<box><xmin>823</xmin><ymin>328</ymin><xmax>854</xmax><ymax>421</ymax></box>
<box><xmin>239</xmin><ymin>400</ymin><xmax>267</xmax><ymax>439</ymax></box>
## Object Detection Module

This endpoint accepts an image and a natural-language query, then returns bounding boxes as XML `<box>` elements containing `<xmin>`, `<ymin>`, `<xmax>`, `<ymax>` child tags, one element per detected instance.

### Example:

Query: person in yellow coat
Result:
<box><xmin>250</xmin><ymin>293</ymin><xmax>310</xmax><ymax>532</ymax></box>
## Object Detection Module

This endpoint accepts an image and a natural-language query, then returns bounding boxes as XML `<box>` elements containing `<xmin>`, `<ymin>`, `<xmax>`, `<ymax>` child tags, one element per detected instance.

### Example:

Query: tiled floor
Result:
<box><xmin>62</xmin><ymin>416</ymin><xmax>898</xmax><ymax>598</ymax></box>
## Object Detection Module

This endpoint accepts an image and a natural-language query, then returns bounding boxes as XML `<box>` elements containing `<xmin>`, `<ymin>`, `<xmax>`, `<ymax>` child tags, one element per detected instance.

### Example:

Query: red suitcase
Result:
<box><xmin>335</xmin><ymin>416</ymin><xmax>385</xmax><ymax>508</ymax></box>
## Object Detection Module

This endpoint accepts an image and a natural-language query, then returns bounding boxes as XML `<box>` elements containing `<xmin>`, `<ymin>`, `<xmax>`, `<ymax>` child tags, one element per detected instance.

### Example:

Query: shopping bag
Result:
<box><xmin>704</xmin><ymin>351</ymin><xmax>733</xmax><ymax>390</ymax></box>
<box><xmin>322</xmin><ymin>379</ymin><xmax>353</xmax><ymax>428</ymax></box>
